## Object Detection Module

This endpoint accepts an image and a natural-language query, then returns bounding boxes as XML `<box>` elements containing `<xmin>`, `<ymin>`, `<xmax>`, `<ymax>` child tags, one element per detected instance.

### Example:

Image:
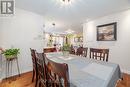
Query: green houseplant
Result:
<box><xmin>2</xmin><ymin>48</ymin><xmax>20</xmax><ymax>59</ymax></box>
<box><xmin>62</xmin><ymin>44</ymin><xmax>70</xmax><ymax>56</ymax></box>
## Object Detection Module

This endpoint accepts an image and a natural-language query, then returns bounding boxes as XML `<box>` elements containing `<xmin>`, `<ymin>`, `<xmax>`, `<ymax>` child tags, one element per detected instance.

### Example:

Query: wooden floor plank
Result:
<box><xmin>0</xmin><ymin>72</ymin><xmax>35</xmax><ymax>87</ymax></box>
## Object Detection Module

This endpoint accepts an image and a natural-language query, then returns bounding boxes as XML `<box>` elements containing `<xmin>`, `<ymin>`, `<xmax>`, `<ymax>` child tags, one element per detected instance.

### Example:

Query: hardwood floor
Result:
<box><xmin>116</xmin><ymin>74</ymin><xmax>130</xmax><ymax>87</ymax></box>
<box><xmin>0</xmin><ymin>71</ymin><xmax>130</xmax><ymax>87</ymax></box>
<box><xmin>0</xmin><ymin>71</ymin><xmax>35</xmax><ymax>87</ymax></box>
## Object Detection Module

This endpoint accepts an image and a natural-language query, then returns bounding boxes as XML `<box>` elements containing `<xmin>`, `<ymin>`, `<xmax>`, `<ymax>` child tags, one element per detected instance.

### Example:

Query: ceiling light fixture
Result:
<box><xmin>61</xmin><ymin>0</ymin><xmax>71</xmax><ymax>4</ymax></box>
<box><xmin>52</xmin><ymin>23</ymin><xmax>55</xmax><ymax>26</ymax></box>
<box><xmin>62</xmin><ymin>0</ymin><xmax>70</xmax><ymax>2</ymax></box>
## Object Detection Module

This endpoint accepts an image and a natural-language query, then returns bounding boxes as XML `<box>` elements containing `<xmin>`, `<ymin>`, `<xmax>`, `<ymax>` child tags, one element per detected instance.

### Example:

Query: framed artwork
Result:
<box><xmin>97</xmin><ymin>22</ymin><xmax>117</xmax><ymax>41</ymax></box>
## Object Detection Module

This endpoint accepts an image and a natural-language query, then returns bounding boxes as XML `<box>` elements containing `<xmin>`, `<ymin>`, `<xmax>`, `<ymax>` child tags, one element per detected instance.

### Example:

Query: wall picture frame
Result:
<box><xmin>97</xmin><ymin>22</ymin><xmax>117</xmax><ymax>41</ymax></box>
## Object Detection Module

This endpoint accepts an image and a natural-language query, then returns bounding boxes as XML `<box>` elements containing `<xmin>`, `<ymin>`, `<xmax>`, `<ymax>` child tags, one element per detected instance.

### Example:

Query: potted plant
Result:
<box><xmin>2</xmin><ymin>48</ymin><xmax>20</xmax><ymax>60</ymax></box>
<box><xmin>62</xmin><ymin>44</ymin><xmax>70</xmax><ymax>56</ymax></box>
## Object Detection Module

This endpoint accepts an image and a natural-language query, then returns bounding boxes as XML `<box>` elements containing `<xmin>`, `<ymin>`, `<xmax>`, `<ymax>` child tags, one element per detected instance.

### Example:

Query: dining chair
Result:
<box><xmin>43</xmin><ymin>48</ymin><xmax>57</xmax><ymax>53</ymax></box>
<box><xmin>36</xmin><ymin>53</ymin><xmax>48</xmax><ymax>87</ymax></box>
<box><xmin>30</xmin><ymin>48</ymin><xmax>38</xmax><ymax>87</ymax></box>
<box><xmin>46</xmin><ymin>58</ymin><xmax>70</xmax><ymax>87</ymax></box>
<box><xmin>76</xmin><ymin>47</ymin><xmax>88</xmax><ymax>57</ymax></box>
<box><xmin>90</xmin><ymin>48</ymin><xmax>109</xmax><ymax>62</ymax></box>
<box><xmin>69</xmin><ymin>45</ymin><xmax>75</xmax><ymax>55</ymax></box>
<box><xmin>82</xmin><ymin>47</ymin><xmax>88</xmax><ymax>57</ymax></box>
<box><xmin>76</xmin><ymin>47</ymin><xmax>83</xmax><ymax>56</ymax></box>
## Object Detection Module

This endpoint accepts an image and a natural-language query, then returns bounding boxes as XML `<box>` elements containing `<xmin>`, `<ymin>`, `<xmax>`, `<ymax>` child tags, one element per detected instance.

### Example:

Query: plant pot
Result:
<box><xmin>5</xmin><ymin>55</ymin><xmax>17</xmax><ymax>60</ymax></box>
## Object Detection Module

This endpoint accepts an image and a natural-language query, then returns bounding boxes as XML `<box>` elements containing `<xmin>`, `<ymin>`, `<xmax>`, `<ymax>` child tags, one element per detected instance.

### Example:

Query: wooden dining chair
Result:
<box><xmin>82</xmin><ymin>47</ymin><xmax>88</xmax><ymax>57</ymax></box>
<box><xmin>69</xmin><ymin>45</ymin><xmax>75</xmax><ymax>55</ymax></box>
<box><xmin>36</xmin><ymin>53</ymin><xmax>48</xmax><ymax>87</ymax></box>
<box><xmin>43</xmin><ymin>48</ymin><xmax>57</xmax><ymax>53</ymax></box>
<box><xmin>30</xmin><ymin>48</ymin><xmax>38</xmax><ymax>87</ymax></box>
<box><xmin>46</xmin><ymin>58</ymin><xmax>70</xmax><ymax>87</ymax></box>
<box><xmin>76</xmin><ymin>47</ymin><xmax>88</xmax><ymax>57</ymax></box>
<box><xmin>76</xmin><ymin>47</ymin><xmax>83</xmax><ymax>56</ymax></box>
<box><xmin>90</xmin><ymin>48</ymin><xmax>109</xmax><ymax>62</ymax></box>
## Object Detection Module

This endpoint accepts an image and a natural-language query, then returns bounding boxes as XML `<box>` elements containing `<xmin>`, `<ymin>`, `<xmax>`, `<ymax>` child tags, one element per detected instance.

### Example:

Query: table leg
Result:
<box><xmin>16</xmin><ymin>59</ymin><xmax>20</xmax><ymax>76</ymax></box>
<box><xmin>10</xmin><ymin>60</ymin><xmax>13</xmax><ymax>77</ymax></box>
<box><xmin>6</xmin><ymin>60</ymin><xmax>10</xmax><ymax>79</ymax></box>
<box><xmin>6</xmin><ymin>60</ymin><xmax>7</xmax><ymax>79</ymax></box>
<box><xmin>8</xmin><ymin>61</ymin><xmax>10</xmax><ymax>78</ymax></box>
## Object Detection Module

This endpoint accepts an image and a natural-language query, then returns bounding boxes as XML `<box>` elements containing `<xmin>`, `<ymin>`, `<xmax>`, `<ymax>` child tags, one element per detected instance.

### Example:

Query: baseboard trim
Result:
<box><xmin>2</xmin><ymin>71</ymin><xmax>32</xmax><ymax>80</ymax></box>
<box><xmin>121</xmin><ymin>69</ymin><xmax>130</xmax><ymax>74</ymax></box>
<box><xmin>3</xmin><ymin>67</ymin><xmax>32</xmax><ymax>78</ymax></box>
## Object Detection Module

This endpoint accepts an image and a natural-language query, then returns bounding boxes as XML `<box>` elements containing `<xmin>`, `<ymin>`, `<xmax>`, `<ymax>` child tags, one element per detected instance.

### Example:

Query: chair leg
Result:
<box><xmin>39</xmin><ymin>82</ymin><xmax>41</xmax><ymax>87</ymax></box>
<box><xmin>16</xmin><ymin>58</ymin><xmax>20</xmax><ymax>77</ymax></box>
<box><xmin>32</xmin><ymin>69</ymin><xmax>35</xmax><ymax>82</ymax></box>
<box><xmin>36</xmin><ymin>79</ymin><xmax>40</xmax><ymax>87</ymax></box>
<box><xmin>35</xmin><ymin>72</ymin><xmax>38</xmax><ymax>87</ymax></box>
<box><xmin>5</xmin><ymin>60</ymin><xmax>8</xmax><ymax>79</ymax></box>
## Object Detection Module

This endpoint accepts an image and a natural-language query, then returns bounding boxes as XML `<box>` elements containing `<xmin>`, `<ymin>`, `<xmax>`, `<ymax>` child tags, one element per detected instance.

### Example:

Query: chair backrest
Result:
<box><xmin>46</xmin><ymin>58</ymin><xmax>70</xmax><ymax>87</ymax></box>
<box><xmin>82</xmin><ymin>47</ymin><xmax>88</xmax><ymax>57</ymax></box>
<box><xmin>76</xmin><ymin>47</ymin><xmax>88</xmax><ymax>57</ymax></box>
<box><xmin>36</xmin><ymin>53</ymin><xmax>47</xmax><ymax>86</ymax></box>
<box><xmin>90</xmin><ymin>48</ymin><xmax>109</xmax><ymax>62</ymax></box>
<box><xmin>76</xmin><ymin>47</ymin><xmax>83</xmax><ymax>56</ymax></box>
<box><xmin>43</xmin><ymin>48</ymin><xmax>57</xmax><ymax>53</ymax></box>
<box><xmin>30</xmin><ymin>48</ymin><xmax>37</xmax><ymax>70</ymax></box>
<box><xmin>69</xmin><ymin>45</ymin><xmax>75</xmax><ymax>54</ymax></box>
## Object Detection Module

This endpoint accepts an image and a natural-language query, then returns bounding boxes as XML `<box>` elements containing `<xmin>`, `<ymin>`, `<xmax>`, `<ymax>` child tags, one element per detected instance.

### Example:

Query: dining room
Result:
<box><xmin>0</xmin><ymin>0</ymin><xmax>130</xmax><ymax>87</ymax></box>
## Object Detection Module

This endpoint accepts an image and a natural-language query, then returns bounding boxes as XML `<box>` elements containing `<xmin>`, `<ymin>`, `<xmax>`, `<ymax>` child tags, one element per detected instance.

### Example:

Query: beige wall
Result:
<box><xmin>83</xmin><ymin>9</ymin><xmax>130</xmax><ymax>73</ymax></box>
<box><xmin>0</xmin><ymin>8</ymin><xmax>45</xmax><ymax>79</ymax></box>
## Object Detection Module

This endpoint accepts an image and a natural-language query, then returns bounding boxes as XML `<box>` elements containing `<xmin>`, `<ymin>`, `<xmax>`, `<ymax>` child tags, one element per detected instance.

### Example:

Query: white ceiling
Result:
<box><xmin>16</xmin><ymin>0</ymin><xmax>130</xmax><ymax>34</ymax></box>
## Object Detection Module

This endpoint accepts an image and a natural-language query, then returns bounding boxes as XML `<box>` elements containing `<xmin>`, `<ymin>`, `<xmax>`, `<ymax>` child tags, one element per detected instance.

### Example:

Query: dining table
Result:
<box><xmin>45</xmin><ymin>52</ymin><xmax>121</xmax><ymax>87</ymax></box>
